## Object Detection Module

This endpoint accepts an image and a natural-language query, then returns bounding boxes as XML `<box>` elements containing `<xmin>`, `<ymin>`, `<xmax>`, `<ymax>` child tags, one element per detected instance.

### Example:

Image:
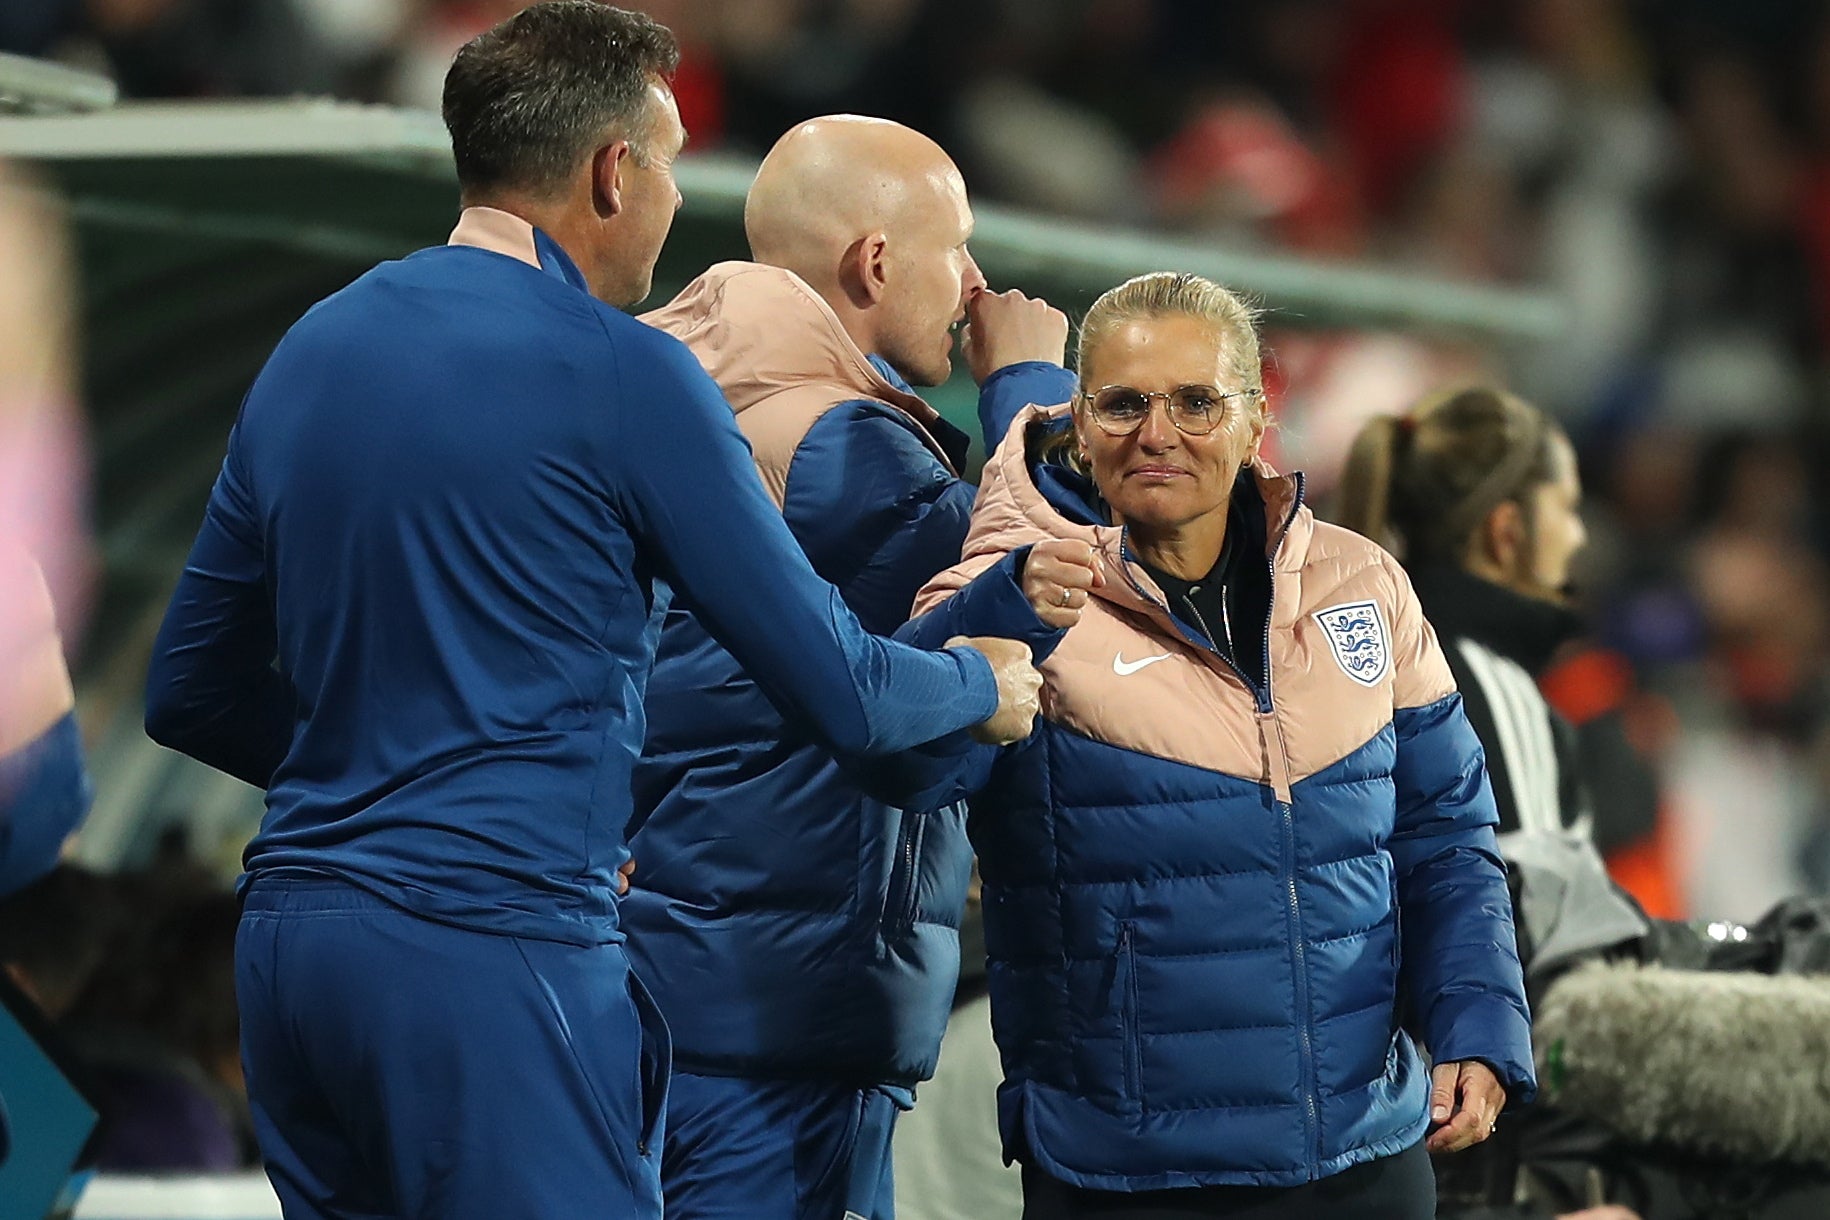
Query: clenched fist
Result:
<box><xmin>961</xmin><ymin>288</ymin><xmax>1069</xmax><ymax>385</ymax></box>
<box><xmin>952</xmin><ymin>636</ymin><xmax>1043</xmax><ymax>745</ymax></box>
<box><xmin>1022</xmin><ymin>539</ymin><xmax>1104</xmax><ymax>629</ymax></box>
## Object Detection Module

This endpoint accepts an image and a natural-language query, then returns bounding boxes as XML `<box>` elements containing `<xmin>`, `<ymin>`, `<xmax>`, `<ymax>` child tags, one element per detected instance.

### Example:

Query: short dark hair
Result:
<box><xmin>442</xmin><ymin>2</ymin><xmax>680</xmax><ymax>198</ymax></box>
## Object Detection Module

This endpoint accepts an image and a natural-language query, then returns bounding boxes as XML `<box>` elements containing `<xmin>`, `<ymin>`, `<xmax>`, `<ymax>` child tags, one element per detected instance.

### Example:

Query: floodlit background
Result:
<box><xmin>3</xmin><ymin>0</ymin><xmax>1829</xmax><ymax>1208</ymax></box>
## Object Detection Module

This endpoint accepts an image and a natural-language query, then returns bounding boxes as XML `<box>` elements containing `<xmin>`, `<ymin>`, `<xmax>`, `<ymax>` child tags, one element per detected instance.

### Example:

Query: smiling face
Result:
<box><xmin>1074</xmin><ymin>313</ymin><xmax>1265</xmax><ymax>547</ymax></box>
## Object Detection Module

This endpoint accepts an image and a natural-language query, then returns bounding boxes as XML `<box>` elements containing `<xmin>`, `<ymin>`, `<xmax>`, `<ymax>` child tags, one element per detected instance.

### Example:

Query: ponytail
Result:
<box><xmin>1333</xmin><ymin>386</ymin><xmax>1561</xmax><ymax>565</ymax></box>
<box><xmin>1333</xmin><ymin>414</ymin><xmax>1407</xmax><ymax>553</ymax></box>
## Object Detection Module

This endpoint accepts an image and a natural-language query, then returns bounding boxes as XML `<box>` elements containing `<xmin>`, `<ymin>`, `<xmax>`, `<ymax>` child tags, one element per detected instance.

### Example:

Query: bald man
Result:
<box><xmin>625</xmin><ymin>116</ymin><xmax>1073</xmax><ymax>1220</ymax></box>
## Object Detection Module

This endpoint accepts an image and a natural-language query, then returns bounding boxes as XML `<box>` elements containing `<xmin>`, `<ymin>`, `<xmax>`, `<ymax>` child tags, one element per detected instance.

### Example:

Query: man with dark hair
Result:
<box><xmin>143</xmin><ymin>5</ymin><xmax>1042</xmax><ymax>1217</ymax></box>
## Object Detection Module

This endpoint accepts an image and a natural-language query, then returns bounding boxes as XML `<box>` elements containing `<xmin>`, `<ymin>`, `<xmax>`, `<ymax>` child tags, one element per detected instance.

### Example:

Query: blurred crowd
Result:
<box><xmin>2</xmin><ymin>0</ymin><xmax>1830</xmax><ymax>1199</ymax></box>
<box><xmin>4</xmin><ymin>0</ymin><xmax>1830</xmax><ymax>1004</ymax></box>
<box><xmin>7</xmin><ymin>1</ymin><xmax>1830</xmax><ymax>921</ymax></box>
<box><xmin>0</xmin><ymin>842</ymin><xmax>251</xmax><ymax>1174</ymax></box>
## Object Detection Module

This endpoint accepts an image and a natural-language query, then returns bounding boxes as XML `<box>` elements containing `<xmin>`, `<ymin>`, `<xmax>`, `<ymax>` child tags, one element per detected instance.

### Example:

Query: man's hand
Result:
<box><xmin>961</xmin><ymin>289</ymin><xmax>1069</xmax><ymax>385</ymax></box>
<box><xmin>1425</xmin><ymin>1060</ymin><xmax>1507</xmax><ymax>1153</ymax></box>
<box><xmin>1022</xmin><ymin>539</ymin><xmax>1104</xmax><ymax>629</ymax></box>
<box><xmin>951</xmin><ymin>636</ymin><xmax>1042</xmax><ymax>745</ymax></box>
<box><xmin>615</xmin><ymin>856</ymin><xmax>636</xmax><ymax>896</ymax></box>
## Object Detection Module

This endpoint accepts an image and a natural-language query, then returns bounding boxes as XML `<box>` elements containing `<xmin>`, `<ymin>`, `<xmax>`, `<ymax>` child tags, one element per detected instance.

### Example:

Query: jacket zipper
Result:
<box><xmin>1115</xmin><ymin>479</ymin><xmax>1316</xmax><ymax>1160</ymax></box>
<box><xmin>1254</xmin><ymin>487</ymin><xmax>1321</xmax><ymax>1172</ymax></box>
<box><xmin>900</xmin><ymin>814</ymin><xmax>925</xmax><ymax>928</ymax></box>
<box><xmin>1283</xmin><ymin>772</ymin><xmax>1319</xmax><ymax>1171</ymax></box>
<box><xmin>1118</xmin><ymin>921</ymin><xmax>1143</xmax><ymax>1105</ymax></box>
<box><xmin>1117</xmin><ymin>534</ymin><xmax>1266</xmax><ymax>713</ymax></box>
<box><xmin>887</xmin><ymin>813</ymin><xmax>924</xmax><ymax>931</ymax></box>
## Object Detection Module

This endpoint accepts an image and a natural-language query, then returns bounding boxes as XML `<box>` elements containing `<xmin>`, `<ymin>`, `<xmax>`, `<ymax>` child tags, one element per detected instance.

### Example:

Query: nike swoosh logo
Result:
<box><xmin>1113</xmin><ymin>652</ymin><xmax>1173</xmax><ymax>676</ymax></box>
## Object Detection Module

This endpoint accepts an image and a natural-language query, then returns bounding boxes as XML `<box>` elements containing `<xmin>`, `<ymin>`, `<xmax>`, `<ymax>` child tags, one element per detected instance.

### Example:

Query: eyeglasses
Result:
<box><xmin>1078</xmin><ymin>384</ymin><xmax>1261</xmax><ymax>437</ymax></box>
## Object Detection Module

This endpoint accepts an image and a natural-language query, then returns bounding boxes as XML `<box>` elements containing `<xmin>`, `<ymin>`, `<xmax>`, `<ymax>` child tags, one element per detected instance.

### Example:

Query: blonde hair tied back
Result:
<box><xmin>1334</xmin><ymin>385</ymin><xmax>1560</xmax><ymax>564</ymax></box>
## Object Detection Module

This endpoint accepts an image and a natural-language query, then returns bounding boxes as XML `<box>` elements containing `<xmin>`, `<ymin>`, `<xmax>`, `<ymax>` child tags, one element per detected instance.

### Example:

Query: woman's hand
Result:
<box><xmin>1021</xmin><ymin>539</ymin><xmax>1104</xmax><ymax>629</ymax></box>
<box><xmin>1424</xmin><ymin>1059</ymin><xmax>1506</xmax><ymax>1153</ymax></box>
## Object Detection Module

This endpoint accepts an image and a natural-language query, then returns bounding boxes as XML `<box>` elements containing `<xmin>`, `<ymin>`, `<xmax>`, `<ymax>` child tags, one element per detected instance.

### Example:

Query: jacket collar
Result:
<box><xmin>447</xmin><ymin>206</ymin><xmax>590</xmax><ymax>294</ymax></box>
<box><xmin>1407</xmin><ymin>563</ymin><xmax>1582</xmax><ymax>676</ymax></box>
<box><xmin>639</xmin><ymin>261</ymin><xmax>953</xmax><ymax>448</ymax></box>
<box><xmin>968</xmin><ymin>403</ymin><xmax>1309</xmax><ymax>624</ymax></box>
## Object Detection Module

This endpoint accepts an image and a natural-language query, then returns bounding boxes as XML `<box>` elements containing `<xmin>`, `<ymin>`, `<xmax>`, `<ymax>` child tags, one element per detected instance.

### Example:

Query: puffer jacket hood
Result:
<box><xmin>641</xmin><ymin>261</ymin><xmax>957</xmax><ymax>500</ymax></box>
<box><xmin>941</xmin><ymin>402</ymin><xmax>1305</xmax><ymax>622</ymax></box>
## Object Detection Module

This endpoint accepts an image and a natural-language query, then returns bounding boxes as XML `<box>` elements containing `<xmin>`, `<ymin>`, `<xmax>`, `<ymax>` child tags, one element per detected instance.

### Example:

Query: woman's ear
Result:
<box><xmin>1480</xmin><ymin>499</ymin><xmax>1527</xmax><ymax>572</ymax></box>
<box><xmin>1241</xmin><ymin>409</ymin><xmax>1267</xmax><ymax>466</ymax></box>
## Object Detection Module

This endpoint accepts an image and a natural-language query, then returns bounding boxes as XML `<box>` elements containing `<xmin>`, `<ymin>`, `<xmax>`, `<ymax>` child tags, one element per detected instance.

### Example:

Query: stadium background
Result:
<box><xmin>3</xmin><ymin>0</ymin><xmax>1829</xmax><ymax>1210</ymax></box>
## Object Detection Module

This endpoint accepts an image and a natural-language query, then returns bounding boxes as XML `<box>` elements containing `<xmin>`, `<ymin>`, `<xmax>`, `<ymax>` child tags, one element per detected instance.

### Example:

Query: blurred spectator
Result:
<box><xmin>0</xmin><ymin>169</ymin><xmax>91</xmax><ymax>899</ymax></box>
<box><xmin>0</xmin><ymin>0</ymin><xmax>337</xmax><ymax>97</ymax></box>
<box><xmin>61</xmin><ymin>869</ymin><xmax>252</xmax><ymax>1172</ymax></box>
<box><xmin>388</xmin><ymin>0</ymin><xmax>725</xmax><ymax>141</ymax></box>
<box><xmin>0</xmin><ymin>166</ymin><xmax>85</xmax><ymax>652</ymax></box>
<box><xmin>0</xmin><ymin>864</ymin><xmax>117</xmax><ymax>1019</ymax></box>
<box><xmin>1148</xmin><ymin>95</ymin><xmax>1364</xmax><ymax>254</ymax></box>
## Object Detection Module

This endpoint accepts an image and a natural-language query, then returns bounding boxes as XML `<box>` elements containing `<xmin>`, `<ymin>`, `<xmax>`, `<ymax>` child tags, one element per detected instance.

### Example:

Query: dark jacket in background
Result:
<box><xmin>1408</xmin><ymin>565</ymin><xmax>1658</xmax><ymax>854</ymax></box>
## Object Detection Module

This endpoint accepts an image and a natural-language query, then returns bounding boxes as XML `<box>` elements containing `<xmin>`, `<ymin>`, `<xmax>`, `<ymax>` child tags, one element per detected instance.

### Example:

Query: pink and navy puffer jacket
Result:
<box><xmin>900</xmin><ymin>405</ymin><xmax>1535</xmax><ymax>1190</ymax></box>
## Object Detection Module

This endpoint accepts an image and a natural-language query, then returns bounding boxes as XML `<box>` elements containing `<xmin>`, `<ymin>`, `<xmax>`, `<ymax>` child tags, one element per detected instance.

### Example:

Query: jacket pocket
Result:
<box><xmin>882</xmin><ymin>811</ymin><xmax>927</xmax><ymax>933</ymax></box>
<box><xmin>1385</xmin><ymin>854</ymin><xmax>1404</xmax><ymax>976</ymax></box>
<box><xmin>625</xmin><ymin>969</ymin><xmax>672</xmax><ymax>1158</ymax></box>
<box><xmin>1118</xmin><ymin>921</ymin><xmax>1144</xmax><ymax>1107</ymax></box>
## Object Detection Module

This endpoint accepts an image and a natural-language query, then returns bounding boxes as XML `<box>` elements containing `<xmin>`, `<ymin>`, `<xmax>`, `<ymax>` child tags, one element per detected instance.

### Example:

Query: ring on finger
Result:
<box><xmin>1058</xmin><ymin>588</ymin><xmax>1074</xmax><ymax>607</ymax></box>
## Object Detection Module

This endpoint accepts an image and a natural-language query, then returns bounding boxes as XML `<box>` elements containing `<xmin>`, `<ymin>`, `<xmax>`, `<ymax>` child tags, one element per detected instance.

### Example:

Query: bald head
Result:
<box><xmin>747</xmin><ymin>117</ymin><xmax>964</xmax><ymax>283</ymax></box>
<box><xmin>744</xmin><ymin>116</ymin><xmax>985</xmax><ymax>385</ymax></box>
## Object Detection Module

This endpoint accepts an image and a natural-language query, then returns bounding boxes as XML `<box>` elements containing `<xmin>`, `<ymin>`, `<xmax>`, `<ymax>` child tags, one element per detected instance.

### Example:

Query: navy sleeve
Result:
<box><xmin>976</xmin><ymin>361</ymin><xmax>1075</xmax><ymax>452</ymax></box>
<box><xmin>782</xmin><ymin>403</ymin><xmax>977</xmax><ymax>635</ymax></box>
<box><xmin>1388</xmin><ymin>692</ymin><xmax>1537</xmax><ymax>1107</ymax></box>
<box><xmin>609</xmin><ymin>330</ymin><xmax>998</xmax><ymax>757</ymax></box>
<box><xmin>898</xmin><ymin>549</ymin><xmax>1064</xmax><ymax>663</ymax></box>
<box><xmin>0</xmin><ymin>713</ymin><xmax>91</xmax><ymax>898</ymax></box>
<box><xmin>144</xmin><ymin>424</ymin><xmax>294</xmax><ymax>788</ymax></box>
<box><xmin>869</xmin><ymin>548</ymin><xmax>1067</xmax><ymax>805</ymax></box>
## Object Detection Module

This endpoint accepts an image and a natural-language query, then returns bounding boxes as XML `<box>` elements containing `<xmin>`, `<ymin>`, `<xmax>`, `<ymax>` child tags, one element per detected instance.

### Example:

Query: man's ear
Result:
<box><xmin>838</xmin><ymin>231</ymin><xmax>890</xmax><ymax>309</ymax></box>
<box><xmin>592</xmin><ymin>140</ymin><xmax>633</xmax><ymax>219</ymax></box>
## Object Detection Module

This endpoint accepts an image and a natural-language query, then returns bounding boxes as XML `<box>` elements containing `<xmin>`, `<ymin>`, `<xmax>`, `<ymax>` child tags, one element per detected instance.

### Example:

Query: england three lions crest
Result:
<box><xmin>1313</xmin><ymin>600</ymin><xmax>1391</xmax><ymax>687</ymax></box>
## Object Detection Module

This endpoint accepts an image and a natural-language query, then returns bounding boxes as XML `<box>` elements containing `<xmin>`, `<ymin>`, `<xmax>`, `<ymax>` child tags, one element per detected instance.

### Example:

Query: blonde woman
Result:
<box><xmin>899</xmin><ymin>273</ymin><xmax>1534</xmax><ymax>1218</ymax></box>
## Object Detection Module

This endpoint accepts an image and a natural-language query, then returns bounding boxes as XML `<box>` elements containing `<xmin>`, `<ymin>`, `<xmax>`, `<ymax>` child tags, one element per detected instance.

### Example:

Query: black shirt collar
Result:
<box><xmin>1407</xmin><ymin>563</ymin><xmax>1583</xmax><ymax>676</ymax></box>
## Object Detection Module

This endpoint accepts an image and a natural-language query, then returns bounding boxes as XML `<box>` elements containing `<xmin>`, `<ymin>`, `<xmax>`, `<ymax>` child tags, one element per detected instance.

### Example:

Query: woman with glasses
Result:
<box><xmin>898</xmin><ymin>273</ymin><xmax>1534</xmax><ymax>1219</ymax></box>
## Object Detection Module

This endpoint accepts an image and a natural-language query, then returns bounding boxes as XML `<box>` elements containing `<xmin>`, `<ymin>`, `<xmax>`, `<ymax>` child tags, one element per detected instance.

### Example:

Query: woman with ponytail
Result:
<box><xmin>1335</xmin><ymin>389</ymin><xmax>1663</xmax><ymax>1220</ymax></box>
<box><xmin>1335</xmin><ymin>388</ymin><xmax>1654</xmax><ymax>858</ymax></box>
